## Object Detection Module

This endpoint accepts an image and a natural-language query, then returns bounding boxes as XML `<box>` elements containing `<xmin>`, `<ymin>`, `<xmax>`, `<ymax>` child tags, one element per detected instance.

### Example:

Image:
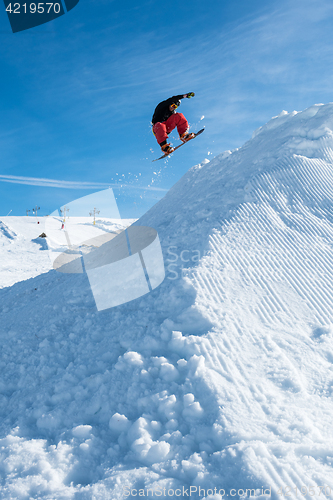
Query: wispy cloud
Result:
<box><xmin>60</xmin><ymin>0</ymin><xmax>333</xmax><ymax>143</ymax></box>
<box><xmin>2</xmin><ymin>0</ymin><xmax>333</xmax><ymax>216</ymax></box>
<box><xmin>0</xmin><ymin>174</ymin><xmax>167</xmax><ymax>192</ymax></box>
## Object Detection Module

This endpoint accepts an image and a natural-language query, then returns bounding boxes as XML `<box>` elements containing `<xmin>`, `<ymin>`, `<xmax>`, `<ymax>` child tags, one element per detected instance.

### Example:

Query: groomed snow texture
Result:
<box><xmin>1</xmin><ymin>103</ymin><xmax>333</xmax><ymax>499</ymax></box>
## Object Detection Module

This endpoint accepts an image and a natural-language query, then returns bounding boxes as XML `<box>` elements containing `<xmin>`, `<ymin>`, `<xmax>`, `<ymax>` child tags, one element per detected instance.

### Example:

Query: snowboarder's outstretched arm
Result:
<box><xmin>165</xmin><ymin>93</ymin><xmax>195</xmax><ymax>105</ymax></box>
<box><xmin>152</xmin><ymin>93</ymin><xmax>195</xmax><ymax>124</ymax></box>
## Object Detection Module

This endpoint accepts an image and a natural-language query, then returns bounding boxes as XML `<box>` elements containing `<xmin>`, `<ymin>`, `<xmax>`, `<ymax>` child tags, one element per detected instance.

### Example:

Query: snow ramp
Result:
<box><xmin>1</xmin><ymin>103</ymin><xmax>333</xmax><ymax>498</ymax></box>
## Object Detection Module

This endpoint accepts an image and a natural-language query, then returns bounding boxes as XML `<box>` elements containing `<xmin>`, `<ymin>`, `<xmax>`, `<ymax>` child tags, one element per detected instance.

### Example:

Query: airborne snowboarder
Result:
<box><xmin>152</xmin><ymin>93</ymin><xmax>195</xmax><ymax>155</ymax></box>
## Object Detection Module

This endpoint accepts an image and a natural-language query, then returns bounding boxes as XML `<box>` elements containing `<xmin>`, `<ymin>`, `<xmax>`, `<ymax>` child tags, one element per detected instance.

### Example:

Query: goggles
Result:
<box><xmin>170</xmin><ymin>103</ymin><xmax>178</xmax><ymax>110</ymax></box>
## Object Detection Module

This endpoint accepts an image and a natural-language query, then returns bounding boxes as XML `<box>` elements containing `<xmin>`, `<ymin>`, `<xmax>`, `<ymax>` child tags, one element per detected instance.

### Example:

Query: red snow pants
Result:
<box><xmin>153</xmin><ymin>113</ymin><xmax>189</xmax><ymax>145</ymax></box>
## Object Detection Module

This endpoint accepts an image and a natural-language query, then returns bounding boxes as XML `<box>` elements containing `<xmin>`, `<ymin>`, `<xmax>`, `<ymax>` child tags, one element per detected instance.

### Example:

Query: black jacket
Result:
<box><xmin>152</xmin><ymin>95</ymin><xmax>185</xmax><ymax>125</ymax></box>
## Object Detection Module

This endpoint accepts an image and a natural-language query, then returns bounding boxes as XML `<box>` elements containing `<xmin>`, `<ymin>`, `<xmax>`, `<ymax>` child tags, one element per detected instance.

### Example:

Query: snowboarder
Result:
<box><xmin>152</xmin><ymin>93</ymin><xmax>195</xmax><ymax>154</ymax></box>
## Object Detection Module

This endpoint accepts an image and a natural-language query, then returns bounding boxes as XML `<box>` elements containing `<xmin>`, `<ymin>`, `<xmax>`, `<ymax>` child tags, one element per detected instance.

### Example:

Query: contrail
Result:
<box><xmin>0</xmin><ymin>174</ymin><xmax>167</xmax><ymax>192</ymax></box>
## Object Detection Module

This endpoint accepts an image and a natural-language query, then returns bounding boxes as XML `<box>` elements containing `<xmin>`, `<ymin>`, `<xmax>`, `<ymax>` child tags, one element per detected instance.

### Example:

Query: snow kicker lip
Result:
<box><xmin>3</xmin><ymin>0</ymin><xmax>79</xmax><ymax>34</ymax></box>
<box><xmin>45</xmin><ymin>188</ymin><xmax>165</xmax><ymax>311</ymax></box>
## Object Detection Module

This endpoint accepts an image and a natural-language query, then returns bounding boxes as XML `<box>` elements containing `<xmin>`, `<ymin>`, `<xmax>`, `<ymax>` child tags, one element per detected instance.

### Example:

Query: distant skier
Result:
<box><xmin>152</xmin><ymin>93</ymin><xmax>195</xmax><ymax>154</ymax></box>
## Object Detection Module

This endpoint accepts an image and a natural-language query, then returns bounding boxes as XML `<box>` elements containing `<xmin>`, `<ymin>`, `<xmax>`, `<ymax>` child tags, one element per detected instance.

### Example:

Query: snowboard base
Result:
<box><xmin>152</xmin><ymin>128</ymin><xmax>205</xmax><ymax>162</ymax></box>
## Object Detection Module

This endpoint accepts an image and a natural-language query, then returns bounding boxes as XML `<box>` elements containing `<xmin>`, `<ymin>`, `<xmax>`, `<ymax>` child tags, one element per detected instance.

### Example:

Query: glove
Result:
<box><xmin>186</xmin><ymin>92</ymin><xmax>195</xmax><ymax>98</ymax></box>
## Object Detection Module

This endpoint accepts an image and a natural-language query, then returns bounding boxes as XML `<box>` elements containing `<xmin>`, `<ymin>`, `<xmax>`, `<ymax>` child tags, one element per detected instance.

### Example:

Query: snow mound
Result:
<box><xmin>0</xmin><ymin>217</ymin><xmax>52</xmax><ymax>289</ymax></box>
<box><xmin>1</xmin><ymin>103</ymin><xmax>333</xmax><ymax>498</ymax></box>
<box><xmin>0</xmin><ymin>221</ymin><xmax>17</xmax><ymax>240</ymax></box>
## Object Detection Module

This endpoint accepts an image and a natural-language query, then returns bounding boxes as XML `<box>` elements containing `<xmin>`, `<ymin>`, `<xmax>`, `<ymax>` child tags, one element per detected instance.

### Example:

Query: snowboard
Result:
<box><xmin>152</xmin><ymin>128</ymin><xmax>205</xmax><ymax>162</ymax></box>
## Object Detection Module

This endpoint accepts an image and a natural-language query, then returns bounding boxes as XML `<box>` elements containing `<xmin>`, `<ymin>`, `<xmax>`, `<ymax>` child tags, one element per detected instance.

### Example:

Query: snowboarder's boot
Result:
<box><xmin>161</xmin><ymin>142</ymin><xmax>174</xmax><ymax>155</ymax></box>
<box><xmin>153</xmin><ymin>128</ymin><xmax>204</xmax><ymax>162</ymax></box>
<box><xmin>180</xmin><ymin>132</ymin><xmax>195</xmax><ymax>143</ymax></box>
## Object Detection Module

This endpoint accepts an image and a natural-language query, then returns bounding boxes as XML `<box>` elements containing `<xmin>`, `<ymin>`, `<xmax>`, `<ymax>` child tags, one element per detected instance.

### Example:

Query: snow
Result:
<box><xmin>1</xmin><ymin>103</ymin><xmax>333</xmax><ymax>498</ymax></box>
<box><xmin>0</xmin><ymin>217</ymin><xmax>51</xmax><ymax>288</ymax></box>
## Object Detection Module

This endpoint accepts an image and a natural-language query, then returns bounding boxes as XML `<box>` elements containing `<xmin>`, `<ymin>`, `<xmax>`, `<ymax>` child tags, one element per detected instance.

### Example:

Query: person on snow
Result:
<box><xmin>152</xmin><ymin>92</ymin><xmax>195</xmax><ymax>154</ymax></box>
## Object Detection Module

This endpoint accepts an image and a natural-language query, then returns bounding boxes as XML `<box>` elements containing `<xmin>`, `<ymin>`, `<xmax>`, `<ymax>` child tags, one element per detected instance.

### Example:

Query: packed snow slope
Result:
<box><xmin>1</xmin><ymin>103</ymin><xmax>333</xmax><ymax>499</ymax></box>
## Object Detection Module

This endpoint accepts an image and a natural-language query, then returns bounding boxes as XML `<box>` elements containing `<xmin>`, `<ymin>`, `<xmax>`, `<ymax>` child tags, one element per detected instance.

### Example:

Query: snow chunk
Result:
<box><xmin>127</xmin><ymin>417</ymin><xmax>170</xmax><ymax>464</ymax></box>
<box><xmin>123</xmin><ymin>351</ymin><xmax>144</xmax><ymax>366</ymax></box>
<box><xmin>182</xmin><ymin>393</ymin><xmax>204</xmax><ymax>419</ymax></box>
<box><xmin>109</xmin><ymin>413</ymin><xmax>131</xmax><ymax>433</ymax></box>
<box><xmin>72</xmin><ymin>425</ymin><xmax>92</xmax><ymax>438</ymax></box>
<box><xmin>169</xmin><ymin>331</ymin><xmax>185</xmax><ymax>351</ymax></box>
<box><xmin>144</xmin><ymin>441</ymin><xmax>170</xmax><ymax>464</ymax></box>
<box><xmin>177</xmin><ymin>358</ymin><xmax>187</xmax><ymax>369</ymax></box>
<box><xmin>183</xmin><ymin>393</ymin><xmax>195</xmax><ymax>405</ymax></box>
<box><xmin>158</xmin><ymin>394</ymin><xmax>177</xmax><ymax>419</ymax></box>
<box><xmin>79</xmin><ymin>443</ymin><xmax>90</xmax><ymax>452</ymax></box>
<box><xmin>115</xmin><ymin>351</ymin><xmax>144</xmax><ymax>370</ymax></box>
<box><xmin>181</xmin><ymin>452</ymin><xmax>204</xmax><ymax>474</ymax></box>
<box><xmin>159</xmin><ymin>362</ymin><xmax>179</xmax><ymax>382</ymax></box>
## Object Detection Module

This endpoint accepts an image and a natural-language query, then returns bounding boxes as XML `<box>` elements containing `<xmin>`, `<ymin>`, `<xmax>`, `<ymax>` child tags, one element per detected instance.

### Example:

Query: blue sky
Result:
<box><xmin>1</xmin><ymin>0</ymin><xmax>333</xmax><ymax>218</ymax></box>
